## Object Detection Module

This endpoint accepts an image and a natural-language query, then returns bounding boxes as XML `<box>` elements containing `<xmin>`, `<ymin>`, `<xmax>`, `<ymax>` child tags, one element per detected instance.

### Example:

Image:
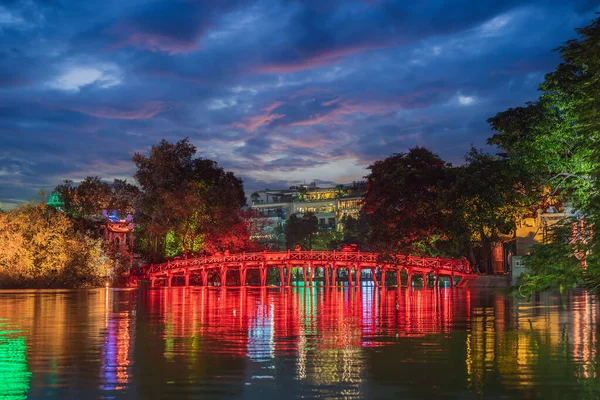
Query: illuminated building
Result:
<box><xmin>102</xmin><ymin>210</ymin><xmax>135</xmax><ymax>252</ymax></box>
<box><xmin>250</xmin><ymin>181</ymin><xmax>365</xmax><ymax>233</ymax></box>
<box><xmin>511</xmin><ymin>203</ymin><xmax>581</xmax><ymax>278</ymax></box>
<box><xmin>46</xmin><ymin>191</ymin><xmax>64</xmax><ymax>211</ymax></box>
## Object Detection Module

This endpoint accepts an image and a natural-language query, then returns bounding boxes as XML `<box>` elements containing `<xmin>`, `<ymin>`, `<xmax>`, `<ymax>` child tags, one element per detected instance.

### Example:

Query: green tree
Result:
<box><xmin>132</xmin><ymin>138</ymin><xmax>248</xmax><ymax>259</ymax></box>
<box><xmin>340</xmin><ymin>211</ymin><xmax>371</xmax><ymax>250</ymax></box>
<box><xmin>487</xmin><ymin>16</ymin><xmax>600</xmax><ymax>292</ymax></box>
<box><xmin>448</xmin><ymin>149</ymin><xmax>534</xmax><ymax>273</ymax></box>
<box><xmin>363</xmin><ymin>147</ymin><xmax>450</xmax><ymax>255</ymax></box>
<box><xmin>54</xmin><ymin>177</ymin><xmax>138</xmax><ymax>220</ymax></box>
<box><xmin>285</xmin><ymin>213</ymin><xmax>318</xmax><ymax>250</ymax></box>
<box><xmin>518</xmin><ymin>220</ymin><xmax>589</xmax><ymax>305</ymax></box>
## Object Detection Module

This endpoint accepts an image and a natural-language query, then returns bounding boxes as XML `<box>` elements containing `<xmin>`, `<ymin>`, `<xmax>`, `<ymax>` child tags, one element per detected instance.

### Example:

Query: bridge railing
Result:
<box><xmin>132</xmin><ymin>251</ymin><xmax>472</xmax><ymax>277</ymax></box>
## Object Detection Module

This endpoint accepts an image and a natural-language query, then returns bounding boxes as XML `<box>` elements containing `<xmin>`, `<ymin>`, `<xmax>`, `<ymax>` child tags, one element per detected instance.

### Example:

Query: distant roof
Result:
<box><xmin>47</xmin><ymin>191</ymin><xmax>64</xmax><ymax>209</ymax></box>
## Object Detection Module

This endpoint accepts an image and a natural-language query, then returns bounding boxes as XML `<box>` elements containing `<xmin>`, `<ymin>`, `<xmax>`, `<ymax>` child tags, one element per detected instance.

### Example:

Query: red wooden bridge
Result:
<box><xmin>131</xmin><ymin>250</ymin><xmax>473</xmax><ymax>288</ymax></box>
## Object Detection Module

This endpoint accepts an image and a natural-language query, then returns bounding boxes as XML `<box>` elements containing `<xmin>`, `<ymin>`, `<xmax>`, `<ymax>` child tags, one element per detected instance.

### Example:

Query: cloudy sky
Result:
<box><xmin>1</xmin><ymin>0</ymin><xmax>598</xmax><ymax>208</ymax></box>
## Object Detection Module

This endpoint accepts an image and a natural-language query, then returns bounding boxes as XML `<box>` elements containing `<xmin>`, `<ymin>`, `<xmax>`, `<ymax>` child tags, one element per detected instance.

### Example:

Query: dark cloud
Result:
<box><xmin>1</xmin><ymin>0</ymin><xmax>599</xmax><ymax>208</ymax></box>
<box><xmin>105</xmin><ymin>0</ymin><xmax>247</xmax><ymax>54</ymax></box>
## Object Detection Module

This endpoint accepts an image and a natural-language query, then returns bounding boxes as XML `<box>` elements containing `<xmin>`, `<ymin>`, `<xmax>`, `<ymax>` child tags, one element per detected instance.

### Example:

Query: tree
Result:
<box><xmin>0</xmin><ymin>202</ymin><xmax>122</xmax><ymax>288</ymax></box>
<box><xmin>340</xmin><ymin>211</ymin><xmax>371</xmax><ymax>250</ymax></box>
<box><xmin>335</xmin><ymin>184</ymin><xmax>348</xmax><ymax>198</ymax></box>
<box><xmin>486</xmin><ymin>16</ymin><xmax>600</xmax><ymax>292</ymax></box>
<box><xmin>447</xmin><ymin>149</ymin><xmax>534</xmax><ymax>273</ymax></box>
<box><xmin>132</xmin><ymin>138</ymin><xmax>249</xmax><ymax>259</ymax></box>
<box><xmin>362</xmin><ymin>146</ymin><xmax>534</xmax><ymax>273</ymax></box>
<box><xmin>487</xmin><ymin>100</ymin><xmax>593</xmax><ymax>209</ymax></box>
<box><xmin>53</xmin><ymin>177</ymin><xmax>139</xmax><ymax>220</ymax></box>
<box><xmin>363</xmin><ymin>147</ymin><xmax>450</xmax><ymax>254</ymax></box>
<box><xmin>285</xmin><ymin>213</ymin><xmax>318</xmax><ymax>250</ymax></box>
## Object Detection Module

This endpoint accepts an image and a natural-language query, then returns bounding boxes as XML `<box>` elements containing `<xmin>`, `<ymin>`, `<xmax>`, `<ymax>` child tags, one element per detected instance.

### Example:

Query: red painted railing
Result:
<box><xmin>132</xmin><ymin>250</ymin><xmax>472</xmax><ymax>279</ymax></box>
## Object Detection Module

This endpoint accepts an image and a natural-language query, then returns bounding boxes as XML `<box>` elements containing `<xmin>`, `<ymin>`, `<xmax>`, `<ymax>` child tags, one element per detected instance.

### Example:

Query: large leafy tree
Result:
<box><xmin>487</xmin><ymin>16</ymin><xmax>600</xmax><ymax>292</ymax></box>
<box><xmin>285</xmin><ymin>213</ymin><xmax>318</xmax><ymax>250</ymax></box>
<box><xmin>488</xmin><ymin>17</ymin><xmax>600</xmax><ymax>210</ymax></box>
<box><xmin>363</xmin><ymin>147</ymin><xmax>450</xmax><ymax>255</ymax></box>
<box><xmin>362</xmin><ymin>147</ymin><xmax>533</xmax><ymax>272</ymax></box>
<box><xmin>448</xmin><ymin>149</ymin><xmax>534</xmax><ymax>273</ymax></box>
<box><xmin>132</xmin><ymin>138</ymin><xmax>249</xmax><ymax>259</ymax></box>
<box><xmin>54</xmin><ymin>177</ymin><xmax>139</xmax><ymax>219</ymax></box>
<box><xmin>487</xmin><ymin>99</ymin><xmax>594</xmax><ymax>209</ymax></box>
<box><xmin>339</xmin><ymin>211</ymin><xmax>371</xmax><ymax>250</ymax></box>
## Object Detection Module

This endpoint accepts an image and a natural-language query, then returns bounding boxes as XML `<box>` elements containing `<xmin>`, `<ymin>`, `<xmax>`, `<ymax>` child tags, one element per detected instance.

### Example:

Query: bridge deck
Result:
<box><xmin>132</xmin><ymin>250</ymin><xmax>473</xmax><ymax>288</ymax></box>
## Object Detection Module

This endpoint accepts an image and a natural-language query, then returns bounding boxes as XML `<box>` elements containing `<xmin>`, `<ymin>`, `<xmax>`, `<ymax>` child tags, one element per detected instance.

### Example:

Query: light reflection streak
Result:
<box><xmin>101</xmin><ymin>289</ymin><xmax>133</xmax><ymax>391</ymax></box>
<box><xmin>0</xmin><ymin>325</ymin><xmax>31</xmax><ymax>399</ymax></box>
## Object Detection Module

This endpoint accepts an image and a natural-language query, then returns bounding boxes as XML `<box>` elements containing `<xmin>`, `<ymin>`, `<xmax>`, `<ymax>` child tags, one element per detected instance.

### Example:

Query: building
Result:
<box><xmin>510</xmin><ymin>203</ymin><xmax>580</xmax><ymax>281</ymax></box>
<box><xmin>250</xmin><ymin>182</ymin><xmax>365</xmax><ymax>233</ymax></box>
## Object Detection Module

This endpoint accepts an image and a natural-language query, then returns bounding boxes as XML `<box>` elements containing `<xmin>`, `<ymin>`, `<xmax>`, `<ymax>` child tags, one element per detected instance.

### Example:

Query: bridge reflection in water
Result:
<box><xmin>1</xmin><ymin>287</ymin><xmax>599</xmax><ymax>398</ymax></box>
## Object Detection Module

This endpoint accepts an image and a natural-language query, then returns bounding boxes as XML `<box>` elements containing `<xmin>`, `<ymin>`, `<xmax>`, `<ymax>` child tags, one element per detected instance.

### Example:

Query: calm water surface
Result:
<box><xmin>0</xmin><ymin>286</ymin><xmax>599</xmax><ymax>399</ymax></box>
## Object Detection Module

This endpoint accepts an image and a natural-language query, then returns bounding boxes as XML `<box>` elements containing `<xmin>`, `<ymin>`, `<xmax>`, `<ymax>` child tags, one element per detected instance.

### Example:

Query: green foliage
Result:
<box><xmin>285</xmin><ymin>213</ymin><xmax>318</xmax><ymax>249</ymax></box>
<box><xmin>487</xmin><ymin>16</ymin><xmax>600</xmax><ymax>294</ymax></box>
<box><xmin>363</xmin><ymin>147</ymin><xmax>450</xmax><ymax>254</ymax></box>
<box><xmin>0</xmin><ymin>203</ymin><xmax>124</xmax><ymax>288</ymax></box>
<box><xmin>340</xmin><ymin>212</ymin><xmax>371</xmax><ymax>250</ymax></box>
<box><xmin>450</xmin><ymin>149</ymin><xmax>535</xmax><ymax>273</ymax></box>
<box><xmin>487</xmin><ymin>100</ymin><xmax>594</xmax><ymax>209</ymax></box>
<box><xmin>54</xmin><ymin>177</ymin><xmax>139</xmax><ymax>219</ymax></box>
<box><xmin>363</xmin><ymin>146</ymin><xmax>531</xmax><ymax>272</ymax></box>
<box><xmin>334</xmin><ymin>184</ymin><xmax>349</xmax><ymax>198</ymax></box>
<box><xmin>518</xmin><ymin>221</ymin><xmax>588</xmax><ymax>305</ymax></box>
<box><xmin>132</xmin><ymin>138</ymin><xmax>250</xmax><ymax>259</ymax></box>
<box><xmin>310</xmin><ymin>230</ymin><xmax>344</xmax><ymax>251</ymax></box>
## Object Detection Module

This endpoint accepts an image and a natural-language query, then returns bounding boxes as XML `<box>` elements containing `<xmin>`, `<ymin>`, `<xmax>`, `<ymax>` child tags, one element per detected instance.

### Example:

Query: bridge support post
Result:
<box><xmin>202</xmin><ymin>270</ymin><xmax>208</xmax><ymax>286</ymax></box>
<box><xmin>167</xmin><ymin>274</ymin><xmax>173</xmax><ymax>287</ymax></box>
<box><xmin>371</xmin><ymin>268</ymin><xmax>377</xmax><ymax>287</ymax></box>
<box><xmin>324</xmin><ymin>265</ymin><xmax>329</xmax><ymax>286</ymax></box>
<box><xmin>407</xmin><ymin>272</ymin><xmax>413</xmax><ymax>287</ymax></box>
<box><xmin>381</xmin><ymin>269</ymin><xmax>386</xmax><ymax>287</ymax></box>
<box><xmin>331</xmin><ymin>265</ymin><xmax>337</xmax><ymax>286</ymax></box>
<box><xmin>260</xmin><ymin>266</ymin><xmax>267</xmax><ymax>287</ymax></box>
<box><xmin>396</xmin><ymin>269</ymin><xmax>401</xmax><ymax>287</ymax></box>
<box><xmin>184</xmin><ymin>272</ymin><xmax>190</xmax><ymax>287</ymax></box>
<box><xmin>422</xmin><ymin>273</ymin><xmax>427</xmax><ymax>287</ymax></box>
<box><xmin>150</xmin><ymin>277</ymin><xmax>157</xmax><ymax>288</ymax></box>
<box><xmin>434</xmin><ymin>273</ymin><xmax>439</xmax><ymax>288</ymax></box>
<box><xmin>355</xmin><ymin>267</ymin><xmax>361</xmax><ymax>287</ymax></box>
<box><xmin>220</xmin><ymin>267</ymin><xmax>227</xmax><ymax>287</ymax></box>
<box><xmin>279</xmin><ymin>267</ymin><xmax>285</xmax><ymax>287</ymax></box>
<box><xmin>286</xmin><ymin>263</ymin><xmax>292</xmax><ymax>286</ymax></box>
<box><xmin>449</xmin><ymin>276</ymin><xmax>454</xmax><ymax>288</ymax></box>
<box><xmin>309</xmin><ymin>263</ymin><xmax>314</xmax><ymax>287</ymax></box>
<box><xmin>240</xmin><ymin>268</ymin><xmax>246</xmax><ymax>287</ymax></box>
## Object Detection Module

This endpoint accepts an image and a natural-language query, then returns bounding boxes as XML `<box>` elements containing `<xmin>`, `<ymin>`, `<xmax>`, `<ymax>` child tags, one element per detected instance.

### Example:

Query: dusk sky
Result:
<box><xmin>1</xmin><ymin>0</ymin><xmax>599</xmax><ymax>208</ymax></box>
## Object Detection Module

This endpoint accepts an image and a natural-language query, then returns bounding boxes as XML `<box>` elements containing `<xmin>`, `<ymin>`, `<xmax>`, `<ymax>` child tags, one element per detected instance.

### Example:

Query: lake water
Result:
<box><xmin>0</xmin><ymin>286</ymin><xmax>599</xmax><ymax>399</ymax></box>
